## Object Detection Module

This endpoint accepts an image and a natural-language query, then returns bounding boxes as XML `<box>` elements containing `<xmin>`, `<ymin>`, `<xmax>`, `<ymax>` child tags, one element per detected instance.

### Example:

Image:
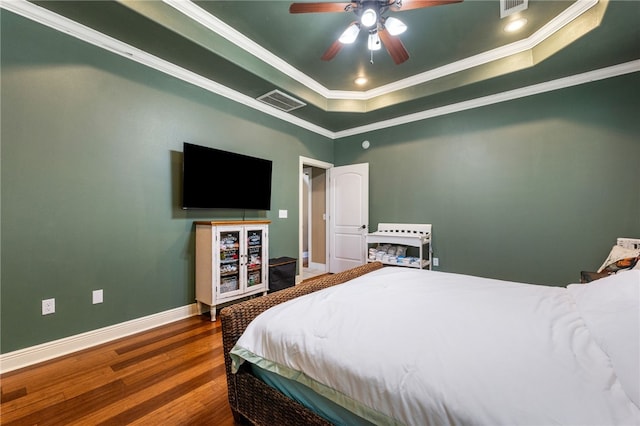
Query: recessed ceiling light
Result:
<box><xmin>355</xmin><ymin>77</ymin><xmax>368</xmax><ymax>85</ymax></box>
<box><xmin>504</xmin><ymin>18</ymin><xmax>528</xmax><ymax>33</ymax></box>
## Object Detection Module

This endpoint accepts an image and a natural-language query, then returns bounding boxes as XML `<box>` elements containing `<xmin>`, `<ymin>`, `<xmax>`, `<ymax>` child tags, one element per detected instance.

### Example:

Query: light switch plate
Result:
<box><xmin>279</xmin><ymin>209</ymin><xmax>288</xmax><ymax>218</ymax></box>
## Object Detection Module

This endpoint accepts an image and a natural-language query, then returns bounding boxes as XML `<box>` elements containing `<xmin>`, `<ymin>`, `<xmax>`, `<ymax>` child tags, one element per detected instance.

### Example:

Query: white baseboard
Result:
<box><xmin>0</xmin><ymin>303</ymin><xmax>200</xmax><ymax>374</ymax></box>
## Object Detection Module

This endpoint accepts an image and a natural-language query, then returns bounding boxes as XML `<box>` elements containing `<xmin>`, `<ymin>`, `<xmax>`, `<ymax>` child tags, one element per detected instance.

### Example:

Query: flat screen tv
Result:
<box><xmin>182</xmin><ymin>142</ymin><xmax>272</xmax><ymax>210</ymax></box>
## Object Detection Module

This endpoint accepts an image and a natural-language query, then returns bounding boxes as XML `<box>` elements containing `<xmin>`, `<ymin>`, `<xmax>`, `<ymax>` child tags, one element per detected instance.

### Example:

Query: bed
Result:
<box><xmin>220</xmin><ymin>257</ymin><xmax>639</xmax><ymax>425</ymax></box>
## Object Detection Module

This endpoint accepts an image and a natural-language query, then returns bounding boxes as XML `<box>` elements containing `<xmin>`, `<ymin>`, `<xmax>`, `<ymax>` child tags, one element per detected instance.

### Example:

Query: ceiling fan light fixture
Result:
<box><xmin>368</xmin><ymin>32</ymin><xmax>382</xmax><ymax>51</ymax></box>
<box><xmin>361</xmin><ymin>8</ymin><xmax>377</xmax><ymax>28</ymax></box>
<box><xmin>339</xmin><ymin>22</ymin><xmax>360</xmax><ymax>44</ymax></box>
<box><xmin>385</xmin><ymin>17</ymin><xmax>407</xmax><ymax>36</ymax></box>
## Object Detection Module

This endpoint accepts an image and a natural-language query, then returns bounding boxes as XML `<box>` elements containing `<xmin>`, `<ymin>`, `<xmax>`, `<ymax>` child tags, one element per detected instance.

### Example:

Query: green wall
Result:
<box><xmin>2</xmin><ymin>10</ymin><xmax>639</xmax><ymax>355</ymax></box>
<box><xmin>335</xmin><ymin>73</ymin><xmax>640</xmax><ymax>285</ymax></box>
<box><xmin>0</xmin><ymin>12</ymin><xmax>332</xmax><ymax>353</ymax></box>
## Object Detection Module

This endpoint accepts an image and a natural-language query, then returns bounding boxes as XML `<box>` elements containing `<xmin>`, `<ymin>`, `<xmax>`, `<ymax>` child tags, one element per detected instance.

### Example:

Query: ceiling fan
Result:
<box><xmin>289</xmin><ymin>0</ymin><xmax>463</xmax><ymax>65</ymax></box>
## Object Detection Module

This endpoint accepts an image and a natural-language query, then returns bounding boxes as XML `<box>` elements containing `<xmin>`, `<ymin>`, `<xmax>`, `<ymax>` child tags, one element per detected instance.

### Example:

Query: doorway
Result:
<box><xmin>299</xmin><ymin>157</ymin><xmax>332</xmax><ymax>281</ymax></box>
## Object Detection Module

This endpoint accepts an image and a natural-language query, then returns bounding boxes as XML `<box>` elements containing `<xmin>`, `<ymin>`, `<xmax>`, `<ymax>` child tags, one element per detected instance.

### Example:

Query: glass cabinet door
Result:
<box><xmin>245</xmin><ymin>229</ymin><xmax>263</xmax><ymax>288</ymax></box>
<box><xmin>218</xmin><ymin>230</ymin><xmax>241</xmax><ymax>296</ymax></box>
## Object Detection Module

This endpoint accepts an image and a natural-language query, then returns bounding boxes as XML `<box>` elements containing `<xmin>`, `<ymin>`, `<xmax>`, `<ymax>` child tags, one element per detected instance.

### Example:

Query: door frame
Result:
<box><xmin>302</xmin><ymin>167</ymin><xmax>312</xmax><ymax>266</ymax></box>
<box><xmin>298</xmin><ymin>156</ymin><xmax>333</xmax><ymax>282</ymax></box>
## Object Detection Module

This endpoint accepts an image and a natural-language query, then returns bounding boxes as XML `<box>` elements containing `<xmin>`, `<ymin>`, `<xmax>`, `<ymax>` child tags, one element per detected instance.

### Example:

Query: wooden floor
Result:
<box><xmin>0</xmin><ymin>315</ymin><xmax>236</xmax><ymax>425</ymax></box>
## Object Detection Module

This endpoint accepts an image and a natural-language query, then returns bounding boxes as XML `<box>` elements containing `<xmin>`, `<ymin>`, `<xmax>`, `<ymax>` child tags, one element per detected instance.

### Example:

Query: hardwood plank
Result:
<box><xmin>97</xmin><ymin>371</ymin><xmax>214</xmax><ymax>425</ymax></box>
<box><xmin>0</xmin><ymin>387</ymin><xmax>26</xmax><ymax>403</ymax></box>
<box><xmin>114</xmin><ymin>321</ymin><xmax>211</xmax><ymax>355</ymax></box>
<box><xmin>110</xmin><ymin>328</ymin><xmax>218</xmax><ymax>372</ymax></box>
<box><xmin>0</xmin><ymin>316</ymin><xmax>236</xmax><ymax>425</ymax></box>
<box><xmin>2</xmin><ymin>379</ymin><xmax>128</xmax><ymax>426</ymax></box>
<box><xmin>1</xmin><ymin>383</ymin><xmax>67</xmax><ymax>421</ymax></box>
<box><xmin>125</xmin><ymin>382</ymin><xmax>223</xmax><ymax>425</ymax></box>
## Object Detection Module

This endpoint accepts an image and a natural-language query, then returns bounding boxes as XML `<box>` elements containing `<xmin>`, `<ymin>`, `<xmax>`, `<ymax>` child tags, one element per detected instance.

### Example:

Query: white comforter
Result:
<box><xmin>231</xmin><ymin>267</ymin><xmax>640</xmax><ymax>425</ymax></box>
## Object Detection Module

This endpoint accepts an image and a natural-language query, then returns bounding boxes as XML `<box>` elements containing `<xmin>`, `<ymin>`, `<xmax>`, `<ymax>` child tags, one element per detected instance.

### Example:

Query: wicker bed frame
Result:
<box><xmin>220</xmin><ymin>261</ymin><xmax>383</xmax><ymax>425</ymax></box>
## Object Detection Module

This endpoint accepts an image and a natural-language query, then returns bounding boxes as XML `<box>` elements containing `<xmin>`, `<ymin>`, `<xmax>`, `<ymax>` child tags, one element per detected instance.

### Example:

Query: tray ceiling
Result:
<box><xmin>6</xmin><ymin>0</ymin><xmax>640</xmax><ymax>138</ymax></box>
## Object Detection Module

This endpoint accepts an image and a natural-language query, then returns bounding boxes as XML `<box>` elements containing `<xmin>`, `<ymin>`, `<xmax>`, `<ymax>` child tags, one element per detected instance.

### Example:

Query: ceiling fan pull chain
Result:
<box><xmin>370</xmin><ymin>49</ymin><xmax>374</xmax><ymax>64</ymax></box>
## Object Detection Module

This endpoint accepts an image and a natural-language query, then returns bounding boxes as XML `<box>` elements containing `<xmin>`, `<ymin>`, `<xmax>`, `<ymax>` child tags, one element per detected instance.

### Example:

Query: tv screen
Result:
<box><xmin>182</xmin><ymin>142</ymin><xmax>272</xmax><ymax>210</ymax></box>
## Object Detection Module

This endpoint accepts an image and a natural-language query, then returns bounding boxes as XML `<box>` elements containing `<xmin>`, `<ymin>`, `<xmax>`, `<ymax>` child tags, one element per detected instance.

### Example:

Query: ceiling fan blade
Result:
<box><xmin>289</xmin><ymin>2</ymin><xmax>354</xmax><ymax>13</ymax></box>
<box><xmin>389</xmin><ymin>0</ymin><xmax>463</xmax><ymax>12</ymax></box>
<box><xmin>378</xmin><ymin>28</ymin><xmax>409</xmax><ymax>64</ymax></box>
<box><xmin>321</xmin><ymin>39</ymin><xmax>344</xmax><ymax>61</ymax></box>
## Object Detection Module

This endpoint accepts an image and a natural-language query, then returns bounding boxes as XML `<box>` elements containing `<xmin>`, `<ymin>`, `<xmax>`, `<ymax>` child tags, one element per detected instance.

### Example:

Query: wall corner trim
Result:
<box><xmin>0</xmin><ymin>304</ymin><xmax>200</xmax><ymax>374</ymax></box>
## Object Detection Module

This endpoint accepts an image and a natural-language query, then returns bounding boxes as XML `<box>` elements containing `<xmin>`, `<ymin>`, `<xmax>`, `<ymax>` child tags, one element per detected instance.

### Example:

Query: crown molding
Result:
<box><xmin>334</xmin><ymin>60</ymin><xmax>640</xmax><ymax>138</ymax></box>
<box><xmin>163</xmin><ymin>0</ymin><xmax>599</xmax><ymax>101</ymax></box>
<box><xmin>359</xmin><ymin>0</ymin><xmax>599</xmax><ymax>100</ymax></box>
<box><xmin>0</xmin><ymin>0</ymin><xmax>334</xmax><ymax>138</ymax></box>
<box><xmin>162</xmin><ymin>0</ymin><xmax>330</xmax><ymax>97</ymax></box>
<box><xmin>2</xmin><ymin>0</ymin><xmax>637</xmax><ymax>141</ymax></box>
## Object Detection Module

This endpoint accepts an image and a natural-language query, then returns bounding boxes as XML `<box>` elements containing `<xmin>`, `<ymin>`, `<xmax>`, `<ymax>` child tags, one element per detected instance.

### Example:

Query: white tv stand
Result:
<box><xmin>366</xmin><ymin>223</ymin><xmax>432</xmax><ymax>269</ymax></box>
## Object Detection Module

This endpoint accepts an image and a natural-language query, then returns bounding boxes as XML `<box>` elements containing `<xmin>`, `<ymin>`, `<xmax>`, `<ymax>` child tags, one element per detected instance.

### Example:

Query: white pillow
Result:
<box><xmin>568</xmin><ymin>270</ymin><xmax>640</xmax><ymax>408</ymax></box>
<box><xmin>597</xmin><ymin>245</ymin><xmax>640</xmax><ymax>273</ymax></box>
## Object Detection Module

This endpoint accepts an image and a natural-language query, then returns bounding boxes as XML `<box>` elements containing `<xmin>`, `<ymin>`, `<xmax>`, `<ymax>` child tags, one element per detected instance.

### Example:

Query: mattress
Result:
<box><xmin>251</xmin><ymin>364</ymin><xmax>374</xmax><ymax>425</ymax></box>
<box><xmin>231</xmin><ymin>267</ymin><xmax>640</xmax><ymax>425</ymax></box>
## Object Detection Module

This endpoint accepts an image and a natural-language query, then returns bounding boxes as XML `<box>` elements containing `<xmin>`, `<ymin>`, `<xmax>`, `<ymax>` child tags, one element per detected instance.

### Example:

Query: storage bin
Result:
<box><xmin>268</xmin><ymin>257</ymin><xmax>297</xmax><ymax>293</ymax></box>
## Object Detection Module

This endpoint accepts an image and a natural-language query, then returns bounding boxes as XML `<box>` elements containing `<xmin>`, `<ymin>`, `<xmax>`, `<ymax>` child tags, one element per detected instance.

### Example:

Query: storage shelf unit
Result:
<box><xmin>366</xmin><ymin>223</ymin><xmax>432</xmax><ymax>269</ymax></box>
<box><xmin>195</xmin><ymin>220</ymin><xmax>269</xmax><ymax>321</ymax></box>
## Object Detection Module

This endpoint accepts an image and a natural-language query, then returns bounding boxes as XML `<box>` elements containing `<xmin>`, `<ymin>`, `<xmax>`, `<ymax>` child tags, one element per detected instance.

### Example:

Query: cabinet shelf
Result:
<box><xmin>368</xmin><ymin>259</ymin><xmax>430</xmax><ymax>268</ymax></box>
<box><xmin>195</xmin><ymin>220</ymin><xmax>270</xmax><ymax>321</ymax></box>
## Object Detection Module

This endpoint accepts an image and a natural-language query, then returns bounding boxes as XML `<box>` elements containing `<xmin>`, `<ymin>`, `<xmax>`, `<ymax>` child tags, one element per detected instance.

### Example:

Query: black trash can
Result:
<box><xmin>268</xmin><ymin>257</ymin><xmax>297</xmax><ymax>293</ymax></box>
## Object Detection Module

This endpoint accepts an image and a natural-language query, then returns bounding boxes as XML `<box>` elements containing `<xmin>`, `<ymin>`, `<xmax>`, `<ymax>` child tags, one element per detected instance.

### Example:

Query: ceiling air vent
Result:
<box><xmin>500</xmin><ymin>0</ymin><xmax>528</xmax><ymax>18</ymax></box>
<box><xmin>257</xmin><ymin>90</ymin><xmax>306</xmax><ymax>112</ymax></box>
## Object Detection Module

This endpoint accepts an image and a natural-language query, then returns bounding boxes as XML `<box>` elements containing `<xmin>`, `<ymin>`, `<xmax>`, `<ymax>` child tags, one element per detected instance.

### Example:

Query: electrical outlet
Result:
<box><xmin>433</xmin><ymin>257</ymin><xmax>439</xmax><ymax>267</ymax></box>
<box><xmin>42</xmin><ymin>298</ymin><xmax>55</xmax><ymax>315</ymax></box>
<box><xmin>92</xmin><ymin>289</ymin><xmax>103</xmax><ymax>304</ymax></box>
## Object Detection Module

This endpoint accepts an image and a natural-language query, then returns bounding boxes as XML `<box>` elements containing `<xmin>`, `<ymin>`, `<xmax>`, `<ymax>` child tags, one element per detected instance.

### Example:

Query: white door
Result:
<box><xmin>329</xmin><ymin>163</ymin><xmax>369</xmax><ymax>273</ymax></box>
